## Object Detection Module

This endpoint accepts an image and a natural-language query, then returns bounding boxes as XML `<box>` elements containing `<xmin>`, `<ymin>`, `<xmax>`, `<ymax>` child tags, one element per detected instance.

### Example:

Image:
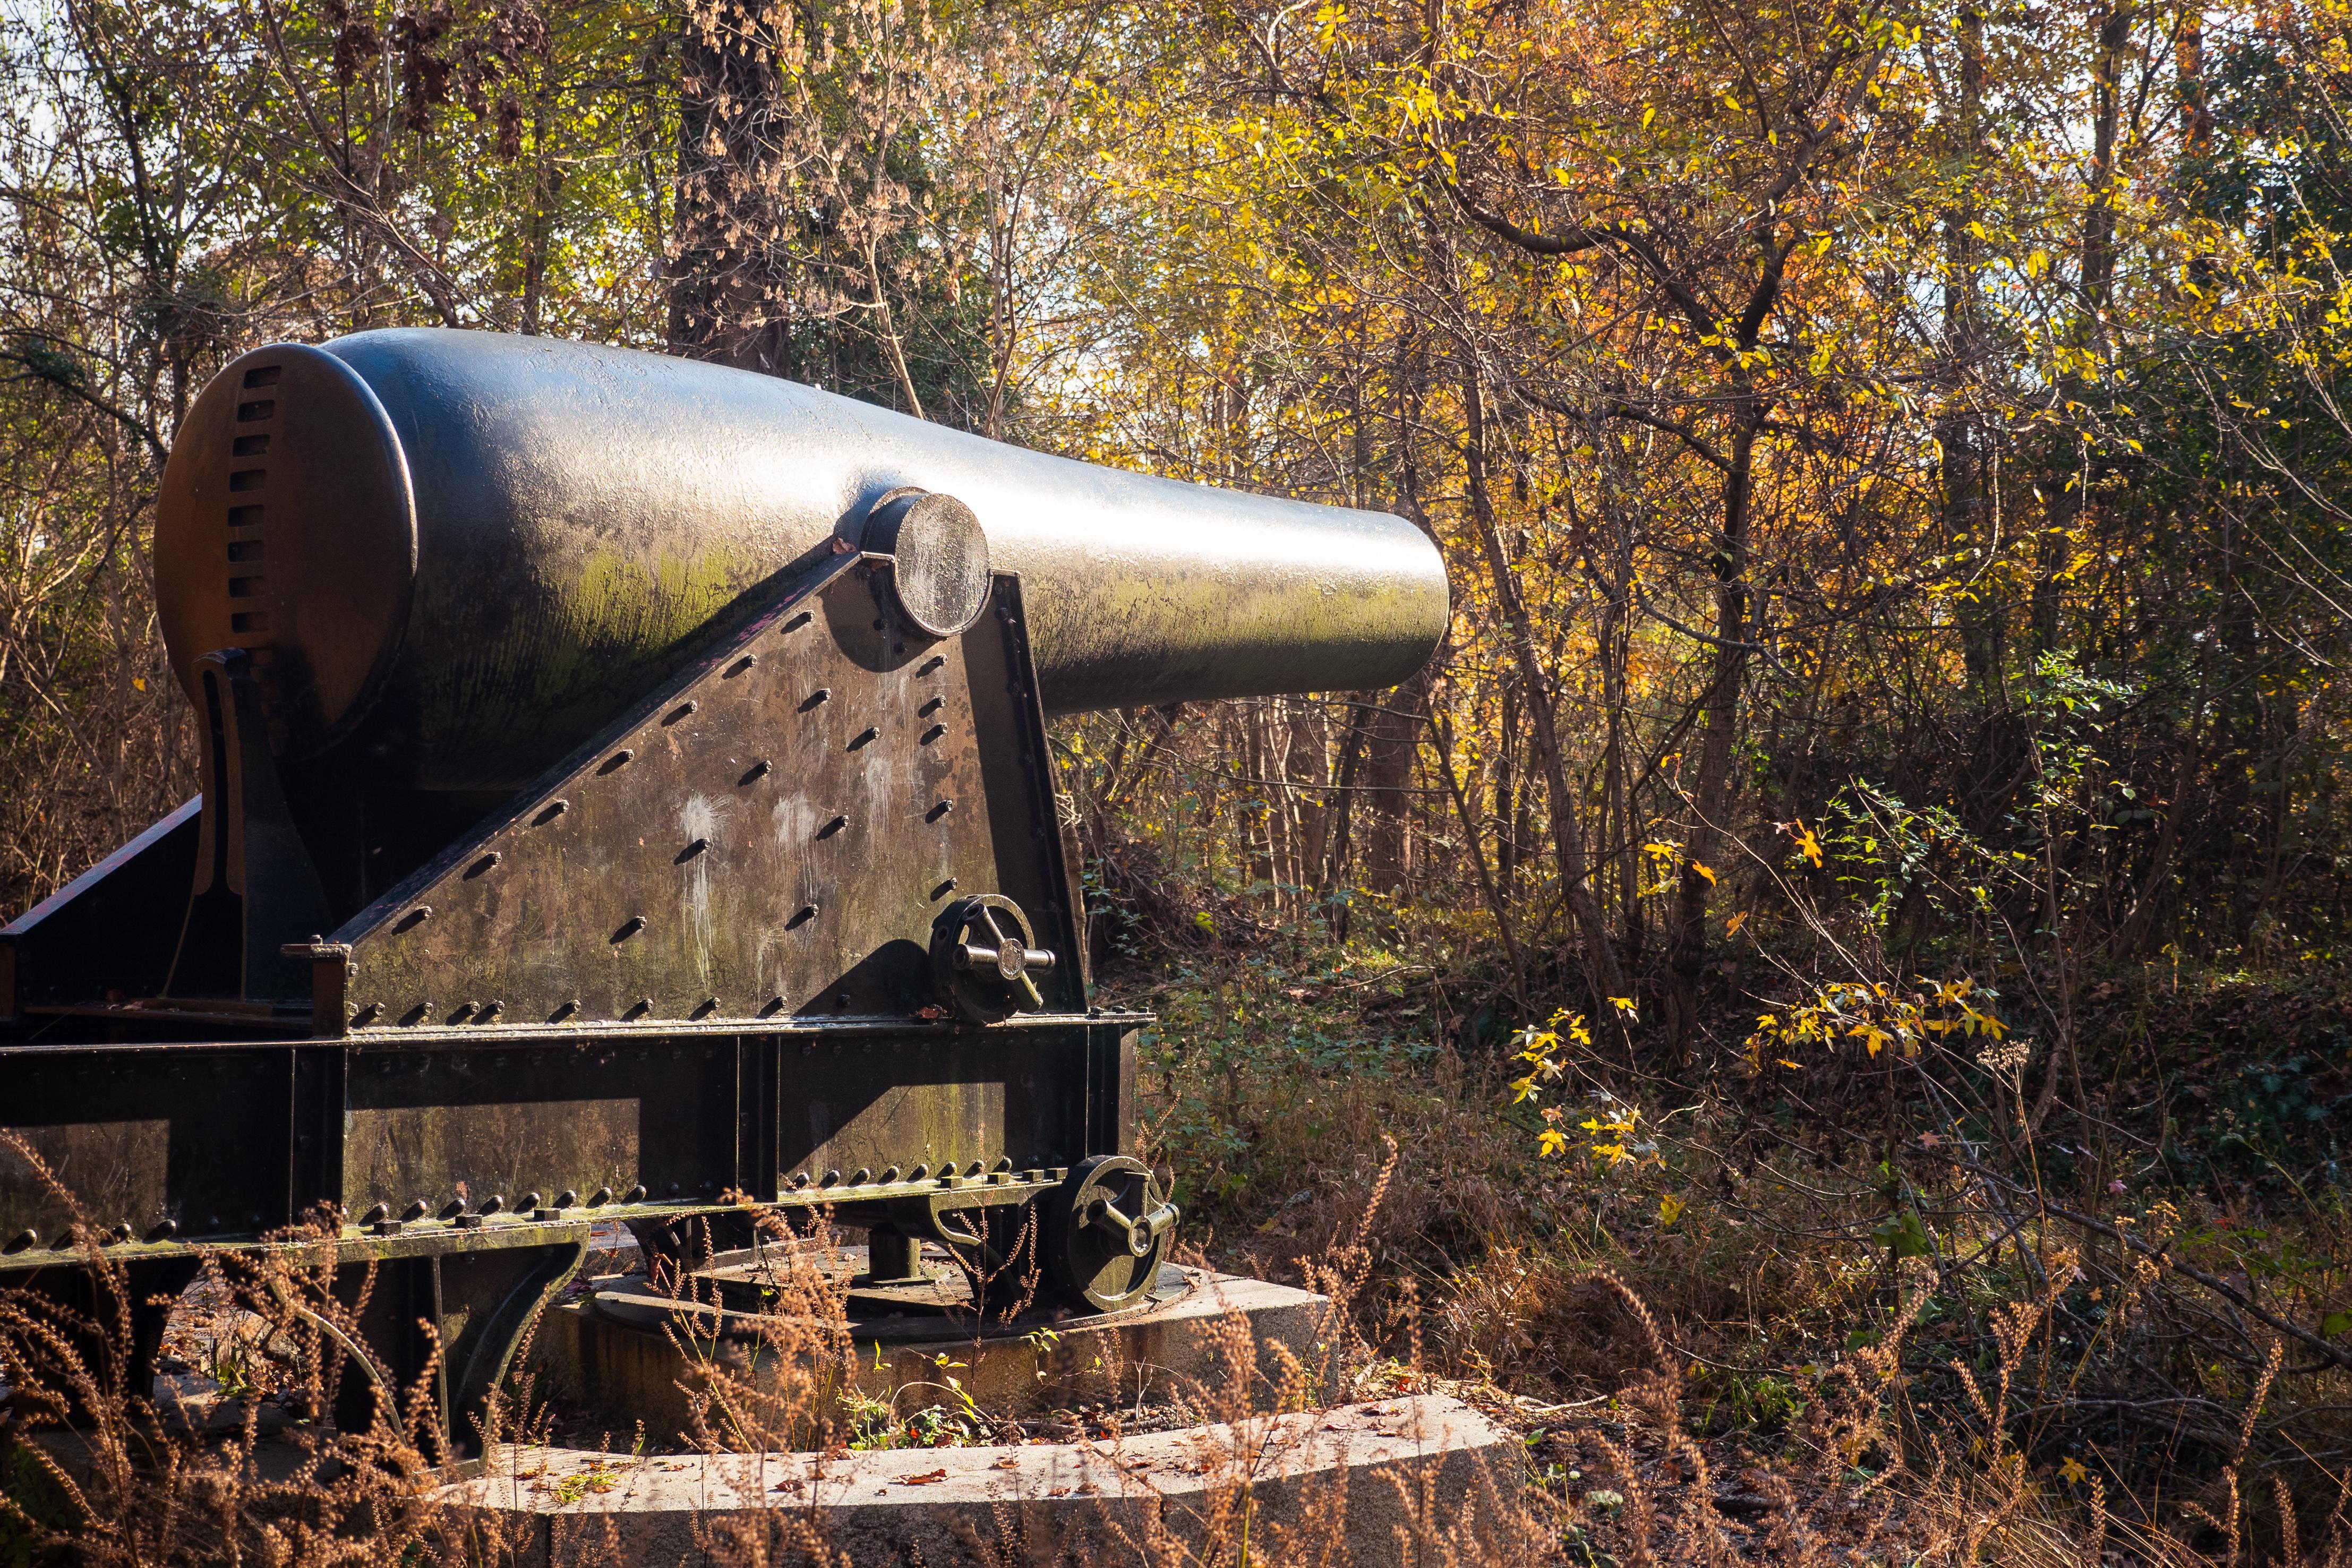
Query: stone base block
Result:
<box><xmin>442</xmin><ymin>1394</ymin><xmax>1524</xmax><ymax>1568</ymax></box>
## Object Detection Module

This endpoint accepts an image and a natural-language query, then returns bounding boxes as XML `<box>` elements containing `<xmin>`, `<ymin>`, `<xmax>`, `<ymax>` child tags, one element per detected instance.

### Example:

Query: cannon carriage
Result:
<box><xmin>0</xmin><ymin>329</ymin><xmax>1447</xmax><ymax>1446</ymax></box>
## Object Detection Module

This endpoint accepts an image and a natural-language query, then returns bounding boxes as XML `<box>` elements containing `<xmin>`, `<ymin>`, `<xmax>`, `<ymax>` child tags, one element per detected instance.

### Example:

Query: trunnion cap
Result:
<box><xmin>156</xmin><ymin>344</ymin><xmax>418</xmax><ymax>759</ymax></box>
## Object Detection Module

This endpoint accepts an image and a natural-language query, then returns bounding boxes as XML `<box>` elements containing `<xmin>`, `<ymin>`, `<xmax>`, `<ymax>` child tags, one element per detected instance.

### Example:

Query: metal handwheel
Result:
<box><xmin>1042</xmin><ymin>1155</ymin><xmax>1180</xmax><ymax>1313</ymax></box>
<box><xmin>930</xmin><ymin>894</ymin><xmax>1056</xmax><ymax>1024</ymax></box>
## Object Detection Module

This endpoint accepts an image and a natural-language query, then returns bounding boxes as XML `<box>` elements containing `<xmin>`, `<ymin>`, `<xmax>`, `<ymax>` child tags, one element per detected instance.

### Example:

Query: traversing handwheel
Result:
<box><xmin>1042</xmin><ymin>1155</ymin><xmax>1179</xmax><ymax>1314</ymax></box>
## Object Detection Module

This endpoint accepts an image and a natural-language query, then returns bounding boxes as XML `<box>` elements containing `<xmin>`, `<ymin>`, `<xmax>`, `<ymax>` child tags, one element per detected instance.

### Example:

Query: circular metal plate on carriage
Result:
<box><xmin>861</xmin><ymin>488</ymin><xmax>990</xmax><ymax>638</ymax></box>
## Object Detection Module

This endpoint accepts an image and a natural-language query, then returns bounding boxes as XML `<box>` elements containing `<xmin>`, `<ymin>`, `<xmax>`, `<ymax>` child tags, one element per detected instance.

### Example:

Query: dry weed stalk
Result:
<box><xmin>0</xmin><ymin>1129</ymin><xmax>521</xmax><ymax>1565</ymax></box>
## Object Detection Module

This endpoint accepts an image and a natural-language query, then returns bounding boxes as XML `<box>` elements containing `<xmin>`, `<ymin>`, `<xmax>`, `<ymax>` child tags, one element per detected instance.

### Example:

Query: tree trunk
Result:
<box><xmin>1465</xmin><ymin>372</ymin><xmax>1628</xmax><ymax>1010</ymax></box>
<box><xmin>1663</xmin><ymin>407</ymin><xmax>1758</xmax><ymax>1059</ymax></box>
<box><xmin>668</xmin><ymin>2</ymin><xmax>788</xmax><ymax>371</ymax></box>
<box><xmin>1359</xmin><ymin>674</ymin><xmax>1427</xmax><ymax>907</ymax></box>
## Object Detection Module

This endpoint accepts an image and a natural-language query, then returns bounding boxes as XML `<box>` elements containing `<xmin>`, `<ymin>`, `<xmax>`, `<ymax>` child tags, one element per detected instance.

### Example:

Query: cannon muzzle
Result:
<box><xmin>156</xmin><ymin>329</ymin><xmax>1448</xmax><ymax>790</ymax></box>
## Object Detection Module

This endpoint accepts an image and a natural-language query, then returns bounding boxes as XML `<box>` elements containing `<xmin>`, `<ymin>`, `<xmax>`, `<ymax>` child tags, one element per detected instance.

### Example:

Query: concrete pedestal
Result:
<box><xmin>532</xmin><ymin>1265</ymin><xmax>1332</xmax><ymax>1444</ymax></box>
<box><xmin>442</xmin><ymin>1393</ymin><xmax>1524</xmax><ymax>1567</ymax></box>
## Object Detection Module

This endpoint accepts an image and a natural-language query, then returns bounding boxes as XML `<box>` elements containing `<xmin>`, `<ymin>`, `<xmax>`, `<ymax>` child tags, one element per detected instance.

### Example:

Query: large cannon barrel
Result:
<box><xmin>154</xmin><ymin>328</ymin><xmax>1448</xmax><ymax>792</ymax></box>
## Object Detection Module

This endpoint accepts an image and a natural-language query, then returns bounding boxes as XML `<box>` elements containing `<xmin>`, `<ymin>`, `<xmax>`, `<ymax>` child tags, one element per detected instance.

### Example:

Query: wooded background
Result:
<box><xmin>2</xmin><ymin>0</ymin><xmax>2348</xmax><ymax>1077</ymax></box>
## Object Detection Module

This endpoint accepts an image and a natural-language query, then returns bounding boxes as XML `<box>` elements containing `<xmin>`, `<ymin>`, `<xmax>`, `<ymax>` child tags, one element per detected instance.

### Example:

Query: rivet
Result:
<box><xmin>402</xmin><ymin>1002</ymin><xmax>433</xmax><ymax>1026</ymax></box>
<box><xmin>919</xmin><ymin>696</ymin><xmax>944</xmax><ymax>716</ymax></box>
<box><xmin>398</xmin><ymin>905</ymin><xmax>432</xmax><ymax>931</ymax></box>
<box><xmin>664</xmin><ymin>701</ymin><xmax>700</xmax><ymax>724</ymax></box>
<box><xmin>400</xmin><ymin>1199</ymin><xmax>429</xmax><ymax>1223</ymax></box>
<box><xmin>817</xmin><ymin>815</ymin><xmax>847</xmax><ymax>839</ymax></box>
<box><xmin>534</xmin><ymin>799</ymin><xmax>569</xmax><ymax>825</ymax></box>
<box><xmin>588</xmin><ymin>1186</ymin><xmax>613</xmax><ymax>1207</ymax></box>
<box><xmin>740</xmin><ymin>759</ymin><xmax>772</xmax><ymax>784</ymax></box>
<box><xmin>782</xmin><ymin>611</ymin><xmax>812</xmax><ymax>632</ymax></box>
<box><xmin>800</xmin><ymin>689</ymin><xmax>831</xmax><ymax>712</ymax></box>
<box><xmin>623</xmin><ymin>1184</ymin><xmax>648</xmax><ymax>1203</ymax></box>
<box><xmin>626</xmin><ymin>998</ymin><xmax>654</xmax><ymax>1019</ymax></box>
<box><xmin>921</xmin><ymin>725</ymin><xmax>946</xmax><ymax>745</ymax></box>
<box><xmin>909</xmin><ymin>1164</ymin><xmax>931</xmax><ymax>1180</ymax></box>
<box><xmin>927</xmin><ymin>800</ymin><xmax>953</xmax><ymax>821</ymax></box>
<box><xmin>820</xmin><ymin>1170</ymin><xmax>842</xmax><ymax>1187</ymax></box>
<box><xmin>725</xmin><ymin>655</ymin><xmax>756</xmax><ymax>678</ymax></box>
<box><xmin>677</xmin><ymin>837</ymin><xmax>710</xmax><ymax>862</ymax></box>
<box><xmin>789</xmin><ymin>904</ymin><xmax>818</xmax><ymax>929</ymax></box>
<box><xmin>598</xmin><ymin>749</ymin><xmax>635</xmax><ymax>775</ymax></box>
<box><xmin>851</xmin><ymin>1168</ymin><xmax>872</xmax><ymax>1185</ymax></box>
<box><xmin>613</xmin><ymin>915</ymin><xmax>647</xmax><ymax>942</ymax></box>
<box><xmin>464</xmin><ymin>852</ymin><xmax>503</xmax><ymax>879</ymax></box>
<box><xmin>917</xmin><ymin>655</ymin><xmax>945</xmax><ymax>676</ymax></box>
<box><xmin>930</xmin><ymin>879</ymin><xmax>958</xmax><ymax>899</ymax></box>
<box><xmin>479</xmin><ymin>1000</ymin><xmax>503</xmax><ymax>1021</ymax></box>
<box><xmin>360</xmin><ymin>1202</ymin><xmax>389</xmax><ymax>1227</ymax></box>
<box><xmin>849</xmin><ymin>726</ymin><xmax>879</xmax><ymax>750</ymax></box>
<box><xmin>880</xmin><ymin>1166</ymin><xmax>901</xmax><ymax>1183</ymax></box>
<box><xmin>146</xmin><ymin>1219</ymin><xmax>178</xmax><ymax>1243</ymax></box>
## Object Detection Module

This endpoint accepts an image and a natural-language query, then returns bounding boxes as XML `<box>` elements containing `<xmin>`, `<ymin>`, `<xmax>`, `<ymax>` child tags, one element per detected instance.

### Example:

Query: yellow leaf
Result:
<box><xmin>1776</xmin><ymin>1059</ymin><xmax>1801</xmax><ymax>1070</ymax></box>
<box><xmin>1658</xmin><ymin>1194</ymin><xmax>1685</xmax><ymax>1227</ymax></box>
<box><xmin>1537</xmin><ymin>1128</ymin><xmax>1569</xmax><ymax>1157</ymax></box>
<box><xmin>1609</xmin><ymin>996</ymin><xmax>1638</xmax><ymax>1015</ymax></box>
<box><xmin>1726</xmin><ymin>910</ymin><xmax>1749</xmax><ymax>937</ymax></box>
<box><xmin>2058</xmin><ymin>1456</ymin><xmax>2089</xmax><ymax>1485</ymax></box>
<box><xmin>1691</xmin><ymin>861</ymin><xmax>1716</xmax><ymax>885</ymax></box>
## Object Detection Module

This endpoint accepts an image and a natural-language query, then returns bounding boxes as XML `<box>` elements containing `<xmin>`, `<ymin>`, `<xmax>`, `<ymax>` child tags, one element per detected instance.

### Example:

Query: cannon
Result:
<box><xmin>0</xmin><ymin>329</ymin><xmax>1447</xmax><ymax>1446</ymax></box>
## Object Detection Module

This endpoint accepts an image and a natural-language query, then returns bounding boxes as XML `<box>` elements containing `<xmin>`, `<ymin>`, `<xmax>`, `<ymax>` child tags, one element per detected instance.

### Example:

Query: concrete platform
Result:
<box><xmin>533</xmin><ymin>1265</ymin><xmax>1332</xmax><ymax>1444</ymax></box>
<box><xmin>442</xmin><ymin>1393</ymin><xmax>1524</xmax><ymax>1567</ymax></box>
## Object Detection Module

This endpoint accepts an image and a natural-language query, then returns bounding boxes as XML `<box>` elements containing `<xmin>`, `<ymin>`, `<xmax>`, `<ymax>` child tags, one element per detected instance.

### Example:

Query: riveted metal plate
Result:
<box><xmin>332</xmin><ymin>560</ymin><xmax>1082</xmax><ymax>1029</ymax></box>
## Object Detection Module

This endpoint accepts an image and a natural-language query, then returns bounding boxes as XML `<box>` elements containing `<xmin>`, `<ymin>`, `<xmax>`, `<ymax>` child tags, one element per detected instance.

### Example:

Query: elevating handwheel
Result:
<box><xmin>1042</xmin><ymin>1155</ymin><xmax>1180</xmax><ymax>1314</ymax></box>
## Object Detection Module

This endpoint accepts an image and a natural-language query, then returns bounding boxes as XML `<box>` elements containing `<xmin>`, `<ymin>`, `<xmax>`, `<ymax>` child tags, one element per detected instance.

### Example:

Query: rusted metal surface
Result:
<box><xmin>153</xmin><ymin>328</ymin><xmax>1449</xmax><ymax>788</ymax></box>
<box><xmin>334</xmin><ymin>1231</ymin><xmax>586</xmax><ymax>1448</ymax></box>
<box><xmin>0</xmin><ymin>1017</ymin><xmax>1143</xmax><ymax>1254</ymax></box>
<box><xmin>0</xmin><ymin>798</ymin><xmax>198</xmax><ymax>1017</ymax></box>
<box><xmin>330</xmin><ymin>557</ymin><xmax>1079</xmax><ymax>1028</ymax></box>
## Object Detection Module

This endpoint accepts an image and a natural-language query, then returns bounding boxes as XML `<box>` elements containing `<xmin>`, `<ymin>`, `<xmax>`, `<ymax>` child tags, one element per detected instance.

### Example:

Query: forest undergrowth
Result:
<box><xmin>1101</xmin><ymin>901</ymin><xmax>2352</xmax><ymax>1566</ymax></box>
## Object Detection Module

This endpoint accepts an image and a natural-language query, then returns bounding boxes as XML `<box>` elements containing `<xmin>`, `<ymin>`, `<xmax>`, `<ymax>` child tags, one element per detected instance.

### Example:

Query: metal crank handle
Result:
<box><xmin>952</xmin><ymin>942</ymin><xmax>1058</xmax><ymax>974</ymax></box>
<box><xmin>1089</xmin><ymin>1197</ymin><xmax>1182</xmax><ymax>1258</ymax></box>
<box><xmin>952</xmin><ymin>937</ymin><xmax>1056</xmax><ymax>1008</ymax></box>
